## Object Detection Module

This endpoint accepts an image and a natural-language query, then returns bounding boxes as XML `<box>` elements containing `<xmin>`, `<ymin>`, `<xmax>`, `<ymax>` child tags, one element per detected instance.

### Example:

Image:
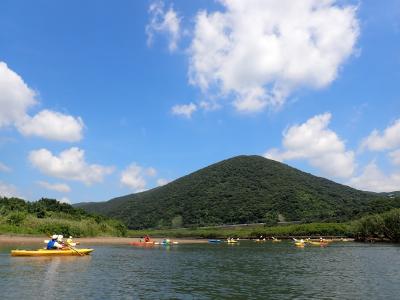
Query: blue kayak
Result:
<box><xmin>208</xmin><ymin>239</ymin><xmax>222</xmax><ymax>243</ymax></box>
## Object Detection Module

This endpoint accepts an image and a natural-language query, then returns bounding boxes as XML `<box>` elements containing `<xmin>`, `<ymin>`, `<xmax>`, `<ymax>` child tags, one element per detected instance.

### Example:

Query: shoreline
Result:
<box><xmin>0</xmin><ymin>234</ymin><xmax>208</xmax><ymax>245</ymax></box>
<box><xmin>0</xmin><ymin>234</ymin><xmax>355</xmax><ymax>245</ymax></box>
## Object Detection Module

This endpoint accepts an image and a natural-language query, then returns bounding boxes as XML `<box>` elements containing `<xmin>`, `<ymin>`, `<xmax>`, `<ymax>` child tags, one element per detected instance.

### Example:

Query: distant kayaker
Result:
<box><xmin>144</xmin><ymin>235</ymin><xmax>150</xmax><ymax>242</ymax></box>
<box><xmin>46</xmin><ymin>235</ymin><xmax>63</xmax><ymax>250</ymax></box>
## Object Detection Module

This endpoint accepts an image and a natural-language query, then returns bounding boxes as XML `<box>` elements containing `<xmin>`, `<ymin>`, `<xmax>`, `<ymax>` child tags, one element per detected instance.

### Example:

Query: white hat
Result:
<box><xmin>57</xmin><ymin>235</ymin><xmax>63</xmax><ymax>241</ymax></box>
<box><xmin>69</xmin><ymin>236</ymin><xmax>72</xmax><ymax>239</ymax></box>
<box><xmin>52</xmin><ymin>235</ymin><xmax>58</xmax><ymax>239</ymax></box>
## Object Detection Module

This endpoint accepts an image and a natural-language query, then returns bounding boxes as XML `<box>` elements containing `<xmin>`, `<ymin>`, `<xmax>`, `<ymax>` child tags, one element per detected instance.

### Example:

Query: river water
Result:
<box><xmin>1</xmin><ymin>241</ymin><xmax>399</xmax><ymax>299</ymax></box>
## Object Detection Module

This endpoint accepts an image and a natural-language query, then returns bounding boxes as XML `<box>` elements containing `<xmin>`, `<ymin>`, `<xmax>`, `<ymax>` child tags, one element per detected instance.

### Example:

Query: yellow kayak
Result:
<box><xmin>11</xmin><ymin>248</ymin><xmax>94</xmax><ymax>257</ymax></box>
<box><xmin>307</xmin><ymin>241</ymin><xmax>328</xmax><ymax>246</ymax></box>
<box><xmin>295</xmin><ymin>242</ymin><xmax>305</xmax><ymax>247</ymax></box>
<box><xmin>226</xmin><ymin>240</ymin><xmax>238</xmax><ymax>243</ymax></box>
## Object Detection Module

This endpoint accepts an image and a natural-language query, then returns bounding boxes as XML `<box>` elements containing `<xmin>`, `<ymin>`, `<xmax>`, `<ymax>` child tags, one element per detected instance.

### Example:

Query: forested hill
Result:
<box><xmin>78</xmin><ymin>155</ymin><xmax>400</xmax><ymax>229</ymax></box>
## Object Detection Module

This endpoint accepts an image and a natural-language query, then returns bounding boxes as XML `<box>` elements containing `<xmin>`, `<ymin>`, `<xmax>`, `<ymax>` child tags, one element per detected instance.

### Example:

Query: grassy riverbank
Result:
<box><xmin>129</xmin><ymin>208</ymin><xmax>400</xmax><ymax>242</ymax></box>
<box><xmin>0</xmin><ymin>197</ymin><xmax>127</xmax><ymax>237</ymax></box>
<box><xmin>128</xmin><ymin>222</ymin><xmax>352</xmax><ymax>239</ymax></box>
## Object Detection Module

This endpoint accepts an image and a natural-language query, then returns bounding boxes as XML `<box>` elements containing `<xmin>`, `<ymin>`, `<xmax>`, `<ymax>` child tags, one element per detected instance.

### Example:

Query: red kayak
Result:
<box><xmin>129</xmin><ymin>241</ymin><xmax>155</xmax><ymax>247</ymax></box>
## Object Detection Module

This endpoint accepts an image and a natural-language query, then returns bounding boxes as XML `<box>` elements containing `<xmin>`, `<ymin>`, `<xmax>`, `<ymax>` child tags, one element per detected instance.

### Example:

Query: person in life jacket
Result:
<box><xmin>46</xmin><ymin>235</ymin><xmax>63</xmax><ymax>250</ymax></box>
<box><xmin>144</xmin><ymin>235</ymin><xmax>150</xmax><ymax>242</ymax></box>
<box><xmin>66</xmin><ymin>236</ymin><xmax>77</xmax><ymax>247</ymax></box>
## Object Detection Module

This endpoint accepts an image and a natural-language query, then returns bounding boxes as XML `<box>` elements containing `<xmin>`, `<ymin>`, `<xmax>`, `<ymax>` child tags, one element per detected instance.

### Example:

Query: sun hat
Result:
<box><xmin>52</xmin><ymin>235</ymin><xmax>58</xmax><ymax>239</ymax></box>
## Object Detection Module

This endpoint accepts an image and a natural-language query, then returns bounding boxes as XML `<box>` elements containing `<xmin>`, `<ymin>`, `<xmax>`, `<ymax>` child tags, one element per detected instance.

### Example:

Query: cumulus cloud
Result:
<box><xmin>265</xmin><ymin>113</ymin><xmax>355</xmax><ymax>178</ymax></box>
<box><xmin>146</xmin><ymin>1</ymin><xmax>181</xmax><ymax>52</ymax></box>
<box><xmin>29</xmin><ymin>147</ymin><xmax>114</xmax><ymax>185</ymax></box>
<box><xmin>361</xmin><ymin>119</ymin><xmax>400</xmax><ymax>151</ymax></box>
<box><xmin>156</xmin><ymin>178</ymin><xmax>170</xmax><ymax>186</ymax></box>
<box><xmin>349</xmin><ymin>162</ymin><xmax>400</xmax><ymax>192</ymax></box>
<box><xmin>0</xmin><ymin>162</ymin><xmax>11</xmax><ymax>172</ymax></box>
<box><xmin>37</xmin><ymin>181</ymin><xmax>71</xmax><ymax>193</ymax></box>
<box><xmin>0</xmin><ymin>181</ymin><xmax>20</xmax><ymax>198</ymax></box>
<box><xmin>59</xmin><ymin>197</ymin><xmax>71</xmax><ymax>204</ymax></box>
<box><xmin>18</xmin><ymin>110</ymin><xmax>84</xmax><ymax>142</ymax></box>
<box><xmin>120</xmin><ymin>163</ymin><xmax>157</xmax><ymax>192</ymax></box>
<box><xmin>189</xmin><ymin>0</ymin><xmax>359</xmax><ymax>112</ymax></box>
<box><xmin>171</xmin><ymin>103</ymin><xmax>197</xmax><ymax>118</ymax></box>
<box><xmin>389</xmin><ymin>149</ymin><xmax>400</xmax><ymax>165</ymax></box>
<box><xmin>0</xmin><ymin>61</ymin><xmax>37</xmax><ymax>127</ymax></box>
<box><xmin>0</xmin><ymin>61</ymin><xmax>84</xmax><ymax>142</ymax></box>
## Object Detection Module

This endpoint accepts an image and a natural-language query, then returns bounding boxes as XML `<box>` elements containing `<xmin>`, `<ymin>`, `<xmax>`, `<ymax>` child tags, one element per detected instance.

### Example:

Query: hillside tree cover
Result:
<box><xmin>79</xmin><ymin>156</ymin><xmax>400</xmax><ymax>229</ymax></box>
<box><xmin>0</xmin><ymin>197</ymin><xmax>127</xmax><ymax>236</ymax></box>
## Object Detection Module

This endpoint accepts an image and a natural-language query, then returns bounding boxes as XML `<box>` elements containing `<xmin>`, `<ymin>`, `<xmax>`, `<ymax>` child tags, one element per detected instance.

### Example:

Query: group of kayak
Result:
<box><xmin>207</xmin><ymin>236</ymin><xmax>336</xmax><ymax>247</ymax></box>
<box><xmin>293</xmin><ymin>238</ymin><xmax>333</xmax><ymax>247</ymax></box>
<box><xmin>129</xmin><ymin>235</ymin><xmax>179</xmax><ymax>247</ymax></box>
<box><xmin>11</xmin><ymin>234</ymin><xmax>94</xmax><ymax>257</ymax></box>
<box><xmin>10</xmin><ymin>234</ymin><xmax>343</xmax><ymax>256</ymax></box>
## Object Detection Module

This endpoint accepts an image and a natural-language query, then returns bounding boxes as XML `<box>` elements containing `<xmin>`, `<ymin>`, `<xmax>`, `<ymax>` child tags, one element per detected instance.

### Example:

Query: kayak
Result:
<box><xmin>307</xmin><ymin>241</ymin><xmax>328</xmax><ymax>247</ymax></box>
<box><xmin>11</xmin><ymin>248</ymin><xmax>94</xmax><ymax>257</ymax></box>
<box><xmin>129</xmin><ymin>241</ymin><xmax>155</xmax><ymax>247</ymax></box>
<box><xmin>295</xmin><ymin>242</ymin><xmax>305</xmax><ymax>247</ymax></box>
<box><xmin>209</xmin><ymin>239</ymin><xmax>222</xmax><ymax>243</ymax></box>
<box><xmin>154</xmin><ymin>241</ymin><xmax>179</xmax><ymax>245</ymax></box>
<box><xmin>255</xmin><ymin>239</ymin><xmax>266</xmax><ymax>242</ymax></box>
<box><xmin>226</xmin><ymin>240</ymin><xmax>238</xmax><ymax>244</ymax></box>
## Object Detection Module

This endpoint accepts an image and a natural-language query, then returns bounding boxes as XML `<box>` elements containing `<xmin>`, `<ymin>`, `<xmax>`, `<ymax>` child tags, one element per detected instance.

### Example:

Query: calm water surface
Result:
<box><xmin>1</xmin><ymin>241</ymin><xmax>399</xmax><ymax>299</ymax></box>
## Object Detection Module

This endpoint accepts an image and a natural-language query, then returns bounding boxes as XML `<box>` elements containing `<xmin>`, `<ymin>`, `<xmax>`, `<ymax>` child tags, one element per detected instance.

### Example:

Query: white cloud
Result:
<box><xmin>265</xmin><ymin>113</ymin><xmax>355</xmax><ymax>178</ymax></box>
<box><xmin>389</xmin><ymin>149</ymin><xmax>400</xmax><ymax>165</ymax></box>
<box><xmin>349</xmin><ymin>162</ymin><xmax>400</xmax><ymax>192</ymax></box>
<box><xmin>146</xmin><ymin>1</ymin><xmax>181</xmax><ymax>52</ymax></box>
<box><xmin>361</xmin><ymin>119</ymin><xmax>400</xmax><ymax>151</ymax></box>
<box><xmin>0</xmin><ymin>162</ymin><xmax>11</xmax><ymax>172</ymax></box>
<box><xmin>18</xmin><ymin>110</ymin><xmax>84</xmax><ymax>142</ymax></box>
<box><xmin>120</xmin><ymin>163</ymin><xmax>157</xmax><ymax>192</ymax></box>
<box><xmin>199</xmin><ymin>101</ymin><xmax>221</xmax><ymax>111</ymax></box>
<box><xmin>0</xmin><ymin>61</ymin><xmax>84</xmax><ymax>142</ymax></box>
<box><xmin>189</xmin><ymin>0</ymin><xmax>359</xmax><ymax>112</ymax></box>
<box><xmin>59</xmin><ymin>197</ymin><xmax>71</xmax><ymax>204</ymax></box>
<box><xmin>171</xmin><ymin>103</ymin><xmax>197</xmax><ymax>118</ymax></box>
<box><xmin>0</xmin><ymin>61</ymin><xmax>37</xmax><ymax>128</ymax></box>
<box><xmin>37</xmin><ymin>181</ymin><xmax>71</xmax><ymax>193</ymax></box>
<box><xmin>156</xmin><ymin>178</ymin><xmax>170</xmax><ymax>186</ymax></box>
<box><xmin>145</xmin><ymin>167</ymin><xmax>157</xmax><ymax>177</ymax></box>
<box><xmin>29</xmin><ymin>147</ymin><xmax>114</xmax><ymax>185</ymax></box>
<box><xmin>0</xmin><ymin>181</ymin><xmax>19</xmax><ymax>198</ymax></box>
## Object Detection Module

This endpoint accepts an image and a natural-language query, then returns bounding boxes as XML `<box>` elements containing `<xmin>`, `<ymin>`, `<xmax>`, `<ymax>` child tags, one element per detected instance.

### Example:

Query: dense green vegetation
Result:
<box><xmin>79</xmin><ymin>155</ymin><xmax>399</xmax><ymax>229</ymax></box>
<box><xmin>129</xmin><ymin>208</ymin><xmax>400</xmax><ymax>242</ymax></box>
<box><xmin>0</xmin><ymin>197</ymin><xmax>127</xmax><ymax>237</ymax></box>
<box><xmin>353</xmin><ymin>208</ymin><xmax>400</xmax><ymax>242</ymax></box>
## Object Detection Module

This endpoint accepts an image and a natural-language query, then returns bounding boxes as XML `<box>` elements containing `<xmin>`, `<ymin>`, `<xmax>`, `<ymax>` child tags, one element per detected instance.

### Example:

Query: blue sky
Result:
<box><xmin>0</xmin><ymin>0</ymin><xmax>399</xmax><ymax>203</ymax></box>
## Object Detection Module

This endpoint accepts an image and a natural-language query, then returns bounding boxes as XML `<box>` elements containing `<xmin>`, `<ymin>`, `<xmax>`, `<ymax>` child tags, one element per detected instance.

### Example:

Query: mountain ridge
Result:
<box><xmin>78</xmin><ymin>155</ymin><xmax>399</xmax><ymax>229</ymax></box>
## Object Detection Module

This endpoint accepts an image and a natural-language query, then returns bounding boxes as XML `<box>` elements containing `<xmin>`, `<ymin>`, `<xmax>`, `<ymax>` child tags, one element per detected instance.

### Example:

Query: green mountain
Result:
<box><xmin>78</xmin><ymin>155</ymin><xmax>399</xmax><ymax>229</ymax></box>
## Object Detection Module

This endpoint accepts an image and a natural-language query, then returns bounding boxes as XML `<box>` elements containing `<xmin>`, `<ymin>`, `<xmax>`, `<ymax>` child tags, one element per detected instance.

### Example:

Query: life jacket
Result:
<box><xmin>47</xmin><ymin>239</ymin><xmax>56</xmax><ymax>250</ymax></box>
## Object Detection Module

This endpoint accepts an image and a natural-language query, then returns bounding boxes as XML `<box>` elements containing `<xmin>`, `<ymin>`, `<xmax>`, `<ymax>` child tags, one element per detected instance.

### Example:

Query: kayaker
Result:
<box><xmin>46</xmin><ymin>235</ymin><xmax>63</xmax><ymax>250</ymax></box>
<box><xmin>66</xmin><ymin>236</ymin><xmax>76</xmax><ymax>247</ymax></box>
<box><xmin>144</xmin><ymin>235</ymin><xmax>150</xmax><ymax>242</ymax></box>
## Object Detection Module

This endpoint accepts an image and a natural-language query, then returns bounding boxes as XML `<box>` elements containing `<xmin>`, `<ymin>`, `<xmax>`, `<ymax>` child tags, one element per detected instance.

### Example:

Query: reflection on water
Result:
<box><xmin>1</xmin><ymin>242</ymin><xmax>400</xmax><ymax>299</ymax></box>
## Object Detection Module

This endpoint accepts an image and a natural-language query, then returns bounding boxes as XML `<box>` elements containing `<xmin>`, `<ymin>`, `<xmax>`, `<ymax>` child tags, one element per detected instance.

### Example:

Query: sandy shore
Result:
<box><xmin>0</xmin><ymin>235</ymin><xmax>208</xmax><ymax>245</ymax></box>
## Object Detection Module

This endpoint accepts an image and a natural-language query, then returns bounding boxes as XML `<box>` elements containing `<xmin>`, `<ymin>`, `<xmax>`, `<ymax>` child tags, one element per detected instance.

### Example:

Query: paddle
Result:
<box><xmin>66</xmin><ymin>245</ymin><xmax>85</xmax><ymax>256</ymax></box>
